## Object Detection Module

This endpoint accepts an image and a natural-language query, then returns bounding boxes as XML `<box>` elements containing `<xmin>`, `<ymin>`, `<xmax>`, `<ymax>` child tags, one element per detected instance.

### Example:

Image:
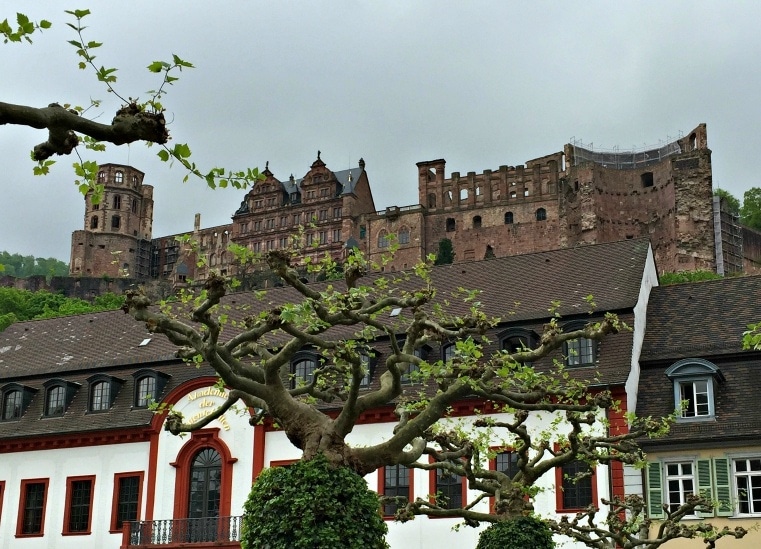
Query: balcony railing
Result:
<box><xmin>123</xmin><ymin>516</ymin><xmax>242</xmax><ymax>547</ymax></box>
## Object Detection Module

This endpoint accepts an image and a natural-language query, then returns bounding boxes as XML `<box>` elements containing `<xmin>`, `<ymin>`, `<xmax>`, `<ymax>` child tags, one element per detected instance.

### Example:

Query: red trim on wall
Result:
<box><xmin>252</xmin><ymin>422</ymin><xmax>265</xmax><ymax>481</ymax></box>
<box><xmin>149</xmin><ymin>376</ymin><xmax>221</xmax><ymax>433</ymax></box>
<box><xmin>62</xmin><ymin>475</ymin><xmax>96</xmax><ymax>535</ymax></box>
<box><xmin>15</xmin><ymin>477</ymin><xmax>49</xmax><ymax>538</ymax></box>
<box><xmin>0</xmin><ymin>480</ymin><xmax>5</xmax><ymax>526</ymax></box>
<box><xmin>0</xmin><ymin>428</ymin><xmax>151</xmax><ymax>454</ymax></box>
<box><xmin>144</xmin><ymin>430</ymin><xmax>160</xmax><ymax>521</ymax></box>
<box><xmin>170</xmin><ymin>428</ymin><xmax>237</xmax><ymax>520</ymax></box>
<box><xmin>110</xmin><ymin>471</ymin><xmax>145</xmax><ymax>533</ymax></box>
<box><xmin>377</xmin><ymin>464</ymin><xmax>415</xmax><ymax>519</ymax></box>
<box><xmin>269</xmin><ymin>459</ymin><xmax>298</xmax><ymax>468</ymax></box>
<box><xmin>608</xmin><ymin>387</ymin><xmax>629</xmax><ymax>502</ymax></box>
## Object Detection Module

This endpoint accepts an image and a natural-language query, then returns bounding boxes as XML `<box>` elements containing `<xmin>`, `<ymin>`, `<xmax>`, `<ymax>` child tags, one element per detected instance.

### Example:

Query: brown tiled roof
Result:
<box><xmin>641</xmin><ymin>275</ymin><xmax>761</xmax><ymax>361</ymax></box>
<box><xmin>638</xmin><ymin>275</ymin><xmax>761</xmax><ymax>449</ymax></box>
<box><xmin>0</xmin><ymin>239</ymin><xmax>649</xmax><ymax>441</ymax></box>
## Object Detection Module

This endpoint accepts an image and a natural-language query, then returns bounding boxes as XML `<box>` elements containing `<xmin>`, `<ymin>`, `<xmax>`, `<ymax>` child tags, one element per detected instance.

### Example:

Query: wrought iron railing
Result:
<box><xmin>126</xmin><ymin>516</ymin><xmax>242</xmax><ymax>546</ymax></box>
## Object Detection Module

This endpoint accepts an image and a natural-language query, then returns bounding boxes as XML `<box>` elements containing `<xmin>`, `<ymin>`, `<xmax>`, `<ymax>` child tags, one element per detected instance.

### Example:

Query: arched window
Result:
<box><xmin>665</xmin><ymin>359</ymin><xmax>724</xmax><ymax>420</ymax></box>
<box><xmin>504</xmin><ymin>212</ymin><xmax>514</xmax><ymax>224</ymax></box>
<box><xmin>45</xmin><ymin>385</ymin><xmax>66</xmax><ymax>417</ymax></box>
<box><xmin>398</xmin><ymin>227</ymin><xmax>410</xmax><ymax>245</ymax></box>
<box><xmin>535</xmin><ymin>208</ymin><xmax>547</xmax><ymax>221</ymax></box>
<box><xmin>292</xmin><ymin>355</ymin><xmax>317</xmax><ymax>388</ymax></box>
<box><xmin>90</xmin><ymin>216</ymin><xmax>99</xmax><ymax>229</ymax></box>
<box><xmin>2</xmin><ymin>389</ymin><xmax>21</xmax><ymax>420</ymax></box>
<box><xmin>563</xmin><ymin>322</ymin><xmax>595</xmax><ymax>367</ymax></box>
<box><xmin>378</xmin><ymin>231</ymin><xmax>389</xmax><ymax>249</ymax></box>
<box><xmin>189</xmin><ymin>448</ymin><xmax>222</xmax><ymax>521</ymax></box>
<box><xmin>443</xmin><ymin>343</ymin><xmax>456</xmax><ymax>363</ymax></box>
<box><xmin>473</xmin><ymin>216</ymin><xmax>482</xmax><ymax>229</ymax></box>
<box><xmin>132</xmin><ymin>199</ymin><xmax>138</xmax><ymax>213</ymax></box>
<box><xmin>135</xmin><ymin>376</ymin><xmax>156</xmax><ymax>407</ymax></box>
<box><xmin>90</xmin><ymin>381</ymin><xmax>111</xmax><ymax>411</ymax></box>
<box><xmin>115</xmin><ymin>171</ymin><xmax>123</xmax><ymax>184</ymax></box>
<box><xmin>113</xmin><ymin>195</ymin><xmax>122</xmax><ymax>209</ymax></box>
<box><xmin>446</xmin><ymin>218</ymin><xmax>456</xmax><ymax>232</ymax></box>
<box><xmin>500</xmin><ymin>329</ymin><xmax>539</xmax><ymax>367</ymax></box>
<box><xmin>428</xmin><ymin>193</ymin><xmax>436</xmax><ymax>208</ymax></box>
<box><xmin>97</xmin><ymin>171</ymin><xmax>105</xmax><ymax>183</ymax></box>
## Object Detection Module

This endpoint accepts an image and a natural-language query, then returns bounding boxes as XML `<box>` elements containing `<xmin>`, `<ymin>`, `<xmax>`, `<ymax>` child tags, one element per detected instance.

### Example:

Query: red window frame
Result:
<box><xmin>62</xmin><ymin>475</ymin><xmax>96</xmax><ymax>535</ymax></box>
<box><xmin>16</xmin><ymin>478</ymin><xmax>49</xmax><ymax>537</ymax></box>
<box><xmin>554</xmin><ymin>458</ymin><xmax>597</xmax><ymax>513</ymax></box>
<box><xmin>110</xmin><ymin>472</ymin><xmax>144</xmax><ymax>533</ymax></box>
<box><xmin>377</xmin><ymin>464</ymin><xmax>415</xmax><ymax>520</ymax></box>
<box><xmin>428</xmin><ymin>456</ymin><xmax>467</xmax><ymax>514</ymax></box>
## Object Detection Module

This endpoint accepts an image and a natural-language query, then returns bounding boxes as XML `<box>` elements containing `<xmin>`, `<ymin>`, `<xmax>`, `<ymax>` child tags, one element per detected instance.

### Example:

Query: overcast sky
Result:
<box><xmin>2</xmin><ymin>1</ymin><xmax>760</xmax><ymax>262</ymax></box>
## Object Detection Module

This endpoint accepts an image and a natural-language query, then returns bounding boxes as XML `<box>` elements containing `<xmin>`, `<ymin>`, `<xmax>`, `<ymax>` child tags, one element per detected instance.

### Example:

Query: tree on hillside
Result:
<box><xmin>0</xmin><ymin>251</ymin><xmax>68</xmax><ymax>277</ymax></box>
<box><xmin>740</xmin><ymin>187</ymin><xmax>761</xmax><ymax>231</ymax></box>
<box><xmin>4</xmin><ymin>10</ymin><xmax>746</xmax><ymax>548</ymax></box>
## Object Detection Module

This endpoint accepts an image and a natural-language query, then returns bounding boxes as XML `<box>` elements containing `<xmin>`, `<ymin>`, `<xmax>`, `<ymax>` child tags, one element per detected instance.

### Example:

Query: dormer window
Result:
<box><xmin>87</xmin><ymin>374</ymin><xmax>123</xmax><ymax>412</ymax></box>
<box><xmin>132</xmin><ymin>370</ymin><xmax>170</xmax><ymax>408</ymax></box>
<box><xmin>42</xmin><ymin>379</ymin><xmax>80</xmax><ymax>418</ymax></box>
<box><xmin>666</xmin><ymin>359</ymin><xmax>724</xmax><ymax>421</ymax></box>
<box><xmin>499</xmin><ymin>328</ymin><xmax>539</xmax><ymax>366</ymax></box>
<box><xmin>563</xmin><ymin>321</ymin><xmax>596</xmax><ymax>368</ymax></box>
<box><xmin>291</xmin><ymin>352</ymin><xmax>318</xmax><ymax>389</ymax></box>
<box><xmin>1</xmin><ymin>384</ymin><xmax>36</xmax><ymax>421</ymax></box>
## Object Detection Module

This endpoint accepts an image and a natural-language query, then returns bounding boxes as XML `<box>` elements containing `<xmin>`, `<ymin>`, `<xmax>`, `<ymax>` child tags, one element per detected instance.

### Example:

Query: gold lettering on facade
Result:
<box><xmin>184</xmin><ymin>387</ymin><xmax>231</xmax><ymax>431</ymax></box>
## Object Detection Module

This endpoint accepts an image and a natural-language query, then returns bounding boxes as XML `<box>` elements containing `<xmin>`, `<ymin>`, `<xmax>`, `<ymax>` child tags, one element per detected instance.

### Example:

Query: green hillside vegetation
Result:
<box><xmin>0</xmin><ymin>288</ymin><xmax>124</xmax><ymax>332</ymax></box>
<box><xmin>0</xmin><ymin>251</ymin><xmax>69</xmax><ymax>277</ymax></box>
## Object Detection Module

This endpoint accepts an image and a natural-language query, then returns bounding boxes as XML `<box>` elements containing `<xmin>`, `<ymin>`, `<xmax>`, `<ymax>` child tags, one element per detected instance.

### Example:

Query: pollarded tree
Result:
<box><xmin>3</xmin><ymin>11</ymin><xmax>747</xmax><ymax>549</ymax></box>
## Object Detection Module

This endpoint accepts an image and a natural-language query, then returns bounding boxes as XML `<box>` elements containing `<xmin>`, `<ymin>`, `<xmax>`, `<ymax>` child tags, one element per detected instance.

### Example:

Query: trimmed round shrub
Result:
<box><xmin>241</xmin><ymin>454</ymin><xmax>389</xmax><ymax>549</ymax></box>
<box><xmin>476</xmin><ymin>516</ymin><xmax>555</xmax><ymax>549</ymax></box>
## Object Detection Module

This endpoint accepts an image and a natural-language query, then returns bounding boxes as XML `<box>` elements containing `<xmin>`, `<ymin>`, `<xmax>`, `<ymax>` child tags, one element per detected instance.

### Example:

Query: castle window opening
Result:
<box><xmin>359</xmin><ymin>225</ymin><xmax>366</xmax><ymax>239</ymax></box>
<box><xmin>504</xmin><ymin>212</ymin><xmax>514</xmax><ymax>224</ymax></box>
<box><xmin>473</xmin><ymin>216</ymin><xmax>482</xmax><ymax>229</ymax></box>
<box><xmin>398</xmin><ymin>227</ymin><xmax>410</xmax><ymax>245</ymax></box>
<box><xmin>111</xmin><ymin>215</ymin><xmax>121</xmax><ymax>229</ymax></box>
<box><xmin>641</xmin><ymin>172</ymin><xmax>654</xmax><ymax>188</ymax></box>
<box><xmin>510</xmin><ymin>191</ymin><xmax>517</xmax><ymax>199</ymax></box>
<box><xmin>446</xmin><ymin>218</ymin><xmax>456</xmax><ymax>232</ymax></box>
<box><xmin>475</xmin><ymin>185</ymin><xmax>482</xmax><ymax>196</ymax></box>
<box><xmin>446</xmin><ymin>190</ymin><xmax>453</xmax><ymax>204</ymax></box>
<box><xmin>97</xmin><ymin>171</ymin><xmax>105</xmax><ymax>183</ymax></box>
<box><xmin>574</xmin><ymin>181</ymin><xmax>579</xmax><ymax>191</ymax></box>
<box><xmin>115</xmin><ymin>171</ymin><xmax>123</xmax><ymax>184</ymax></box>
<box><xmin>536</xmin><ymin>208</ymin><xmax>547</xmax><ymax>221</ymax></box>
<box><xmin>428</xmin><ymin>193</ymin><xmax>436</xmax><ymax>208</ymax></box>
<box><xmin>131</xmin><ymin>200</ymin><xmax>138</xmax><ymax>213</ymax></box>
<box><xmin>460</xmin><ymin>188</ymin><xmax>468</xmax><ymax>201</ymax></box>
<box><xmin>524</xmin><ymin>189</ymin><xmax>529</xmax><ymax>197</ymax></box>
<box><xmin>690</xmin><ymin>133</ymin><xmax>697</xmax><ymax>150</ymax></box>
<box><xmin>92</xmin><ymin>202</ymin><xmax>99</xmax><ymax>210</ymax></box>
<box><xmin>90</xmin><ymin>216</ymin><xmax>98</xmax><ymax>229</ymax></box>
<box><xmin>378</xmin><ymin>231</ymin><xmax>390</xmax><ymax>248</ymax></box>
<box><xmin>113</xmin><ymin>195</ymin><xmax>121</xmax><ymax>209</ymax></box>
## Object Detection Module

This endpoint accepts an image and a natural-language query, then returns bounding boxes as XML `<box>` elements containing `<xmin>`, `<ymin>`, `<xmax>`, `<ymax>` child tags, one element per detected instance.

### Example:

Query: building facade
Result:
<box><xmin>4</xmin><ymin>239</ymin><xmax>657</xmax><ymax>549</ymax></box>
<box><xmin>70</xmin><ymin>124</ymin><xmax>751</xmax><ymax>284</ymax></box>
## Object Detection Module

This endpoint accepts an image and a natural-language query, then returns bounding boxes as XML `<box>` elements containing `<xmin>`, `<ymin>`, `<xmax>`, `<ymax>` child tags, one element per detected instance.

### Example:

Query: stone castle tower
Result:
<box><xmin>69</xmin><ymin>164</ymin><xmax>154</xmax><ymax>278</ymax></box>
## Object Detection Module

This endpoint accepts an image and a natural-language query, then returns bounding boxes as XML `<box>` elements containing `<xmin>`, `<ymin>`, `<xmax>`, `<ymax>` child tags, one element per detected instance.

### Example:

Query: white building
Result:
<box><xmin>0</xmin><ymin>239</ymin><xmax>657</xmax><ymax>548</ymax></box>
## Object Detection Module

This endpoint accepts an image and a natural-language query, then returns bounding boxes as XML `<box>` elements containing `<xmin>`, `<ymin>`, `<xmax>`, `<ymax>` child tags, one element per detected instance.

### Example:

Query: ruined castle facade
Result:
<box><xmin>70</xmin><ymin>124</ymin><xmax>745</xmax><ymax>282</ymax></box>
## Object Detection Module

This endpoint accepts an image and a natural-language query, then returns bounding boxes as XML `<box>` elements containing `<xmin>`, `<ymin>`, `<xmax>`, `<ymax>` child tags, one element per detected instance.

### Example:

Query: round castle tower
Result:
<box><xmin>69</xmin><ymin>164</ymin><xmax>154</xmax><ymax>278</ymax></box>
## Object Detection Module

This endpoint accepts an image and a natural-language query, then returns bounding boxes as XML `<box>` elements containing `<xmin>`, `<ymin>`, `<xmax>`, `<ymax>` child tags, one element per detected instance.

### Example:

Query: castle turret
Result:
<box><xmin>69</xmin><ymin>164</ymin><xmax>154</xmax><ymax>278</ymax></box>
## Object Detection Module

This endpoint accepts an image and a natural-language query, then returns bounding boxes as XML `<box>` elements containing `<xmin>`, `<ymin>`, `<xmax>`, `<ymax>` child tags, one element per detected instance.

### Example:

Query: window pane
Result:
<box><xmin>3</xmin><ymin>390</ymin><xmax>21</xmax><ymax>420</ymax></box>
<box><xmin>136</xmin><ymin>377</ymin><xmax>156</xmax><ymax>407</ymax></box>
<box><xmin>116</xmin><ymin>476</ymin><xmax>141</xmax><ymax>529</ymax></box>
<box><xmin>68</xmin><ymin>480</ymin><xmax>92</xmax><ymax>532</ymax></box>
<box><xmin>436</xmin><ymin>470</ymin><xmax>462</xmax><ymax>509</ymax></box>
<box><xmin>91</xmin><ymin>381</ymin><xmax>111</xmax><ymax>411</ymax></box>
<box><xmin>22</xmin><ymin>483</ymin><xmax>46</xmax><ymax>534</ymax></box>
<box><xmin>561</xmin><ymin>460</ymin><xmax>593</xmax><ymax>509</ymax></box>
<box><xmin>383</xmin><ymin>464</ymin><xmax>410</xmax><ymax>516</ymax></box>
<box><xmin>47</xmin><ymin>386</ymin><xmax>65</xmax><ymax>416</ymax></box>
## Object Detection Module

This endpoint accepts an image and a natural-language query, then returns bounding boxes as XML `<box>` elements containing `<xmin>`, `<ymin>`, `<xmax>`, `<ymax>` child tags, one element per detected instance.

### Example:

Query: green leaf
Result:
<box><xmin>39</xmin><ymin>20</ymin><xmax>52</xmax><ymax>29</ymax></box>
<box><xmin>147</xmin><ymin>60</ymin><xmax>167</xmax><ymax>73</ymax></box>
<box><xmin>157</xmin><ymin>149</ymin><xmax>170</xmax><ymax>162</ymax></box>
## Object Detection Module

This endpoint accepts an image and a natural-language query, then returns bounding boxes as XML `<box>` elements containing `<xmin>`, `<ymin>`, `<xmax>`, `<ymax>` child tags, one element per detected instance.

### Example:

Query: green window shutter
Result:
<box><xmin>696</xmin><ymin>459</ymin><xmax>714</xmax><ymax>518</ymax></box>
<box><xmin>713</xmin><ymin>458</ymin><xmax>733</xmax><ymax>517</ymax></box>
<box><xmin>646</xmin><ymin>462</ymin><xmax>664</xmax><ymax>518</ymax></box>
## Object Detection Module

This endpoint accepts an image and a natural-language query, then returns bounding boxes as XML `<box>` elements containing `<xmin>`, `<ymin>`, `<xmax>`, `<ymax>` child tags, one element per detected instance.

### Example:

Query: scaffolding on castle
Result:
<box><xmin>570</xmin><ymin>136</ymin><xmax>683</xmax><ymax>170</ymax></box>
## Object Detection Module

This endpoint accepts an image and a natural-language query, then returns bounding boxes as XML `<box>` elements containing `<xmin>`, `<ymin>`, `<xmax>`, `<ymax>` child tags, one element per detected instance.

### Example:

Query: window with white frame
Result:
<box><xmin>665</xmin><ymin>359</ymin><xmax>723</xmax><ymax>421</ymax></box>
<box><xmin>734</xmin><ymin>458</ymin><xmax>761</xmax><ymax>515</ymax></box>
<box><xmin>665</xmin><ymin>462</ymin><xmax>695</xmax><ymax>513</ymax></box>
